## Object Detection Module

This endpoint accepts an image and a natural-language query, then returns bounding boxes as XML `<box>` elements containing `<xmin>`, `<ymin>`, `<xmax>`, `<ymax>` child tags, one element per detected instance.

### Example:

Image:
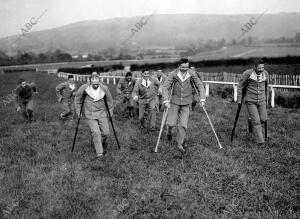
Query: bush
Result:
<box><xmin>57</xmin><ymin>64</ymin><xmax>124</xmax><ymax>75</ymax></box>
<box><xmin>275</xmin><ymin>91</ymin><xmax>300</xmax><ymax>108</ymax></box>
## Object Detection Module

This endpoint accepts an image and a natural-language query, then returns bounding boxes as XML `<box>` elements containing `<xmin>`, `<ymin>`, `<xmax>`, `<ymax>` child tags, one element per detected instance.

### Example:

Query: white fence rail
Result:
<box><xmin>55</xmin><ymin>71</ymin><xmax>300</xmax><ymax>108</ymax></box>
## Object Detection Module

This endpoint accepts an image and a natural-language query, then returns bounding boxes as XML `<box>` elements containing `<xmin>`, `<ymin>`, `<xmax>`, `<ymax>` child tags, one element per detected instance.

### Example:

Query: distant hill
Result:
<box><xmin>1</xmin><ymin>12</ymin><xmax>300</xmax><ymax>55</ymax></box>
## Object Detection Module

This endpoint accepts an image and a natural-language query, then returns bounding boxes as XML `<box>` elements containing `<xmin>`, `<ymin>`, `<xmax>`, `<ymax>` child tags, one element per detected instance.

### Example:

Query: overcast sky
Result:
<box><xmin>1</xmin><ymin>0</ymin><xmax>300</xmax><ymax>38</ymax></box>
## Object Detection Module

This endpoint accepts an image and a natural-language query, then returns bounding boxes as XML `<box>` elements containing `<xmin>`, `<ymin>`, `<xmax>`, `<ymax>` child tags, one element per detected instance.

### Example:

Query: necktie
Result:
<box><xmin>146</xmin><ymin>80</ymin><xmax>148</xmax><ymax>87</ymax></box>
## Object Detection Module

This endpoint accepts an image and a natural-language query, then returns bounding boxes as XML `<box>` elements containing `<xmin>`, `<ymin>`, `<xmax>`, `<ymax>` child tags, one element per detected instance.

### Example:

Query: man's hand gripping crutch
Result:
<box><xmin>191</xmin><ymin>79</ymin><xmax>223</xmax><ymax>149</ymax></box>
<box><xmin>154</xmin><ymin>83</ymin><xmax>174</xmax><ymax>153</ymax></box>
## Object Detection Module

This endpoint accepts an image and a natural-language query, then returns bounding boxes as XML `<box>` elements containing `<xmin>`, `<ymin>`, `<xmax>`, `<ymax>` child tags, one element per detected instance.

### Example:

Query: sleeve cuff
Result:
<box><xmin>200</xmin><ymin>99</ymin><xmax>205</xmax><ymax>102</ymax></box>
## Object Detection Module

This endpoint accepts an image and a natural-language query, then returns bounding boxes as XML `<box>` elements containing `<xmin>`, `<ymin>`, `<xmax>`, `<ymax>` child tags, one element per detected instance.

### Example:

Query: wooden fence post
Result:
<box><xmin>271</xmin><ymin>87</ymin><xmax>275</xmax><ymax>108</ymax></box>
<box><xmin>233</xmin><ymin>84</ymin><xmax>238</xmax><ymax>102</ymax></box>
<box><xmin>205</xmin><ymin>83</ymin><xmax>209</xmax><ymax>97</ymax></box>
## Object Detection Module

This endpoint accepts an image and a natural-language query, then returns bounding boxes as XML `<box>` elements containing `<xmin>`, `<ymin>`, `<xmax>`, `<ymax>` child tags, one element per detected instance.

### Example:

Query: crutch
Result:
<box><xmin>191</xmin><ymin>80</ymin><xmax>223</xmax><ymax>149</ymax></box>
<box><xmin>154</xmin><ymin>83</ymin><xmax>174</xmax><ymax>153</ymax></box>
<box><xmin>71</xmin><ymin>91</ymin><xmax>87</xmax><ymax>152</ymax></box>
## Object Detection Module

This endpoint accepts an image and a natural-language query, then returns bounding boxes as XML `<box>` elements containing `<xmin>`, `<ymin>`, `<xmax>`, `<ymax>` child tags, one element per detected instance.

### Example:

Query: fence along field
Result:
<box><xmin>54</xmin><ymin>69</ymin><xmax>300</xmax><ymax>108</ymax></box>
<box><xmin>0</xmin><ymin>70</ymin><xmax>298</xmax><ymax>218</ymax></box>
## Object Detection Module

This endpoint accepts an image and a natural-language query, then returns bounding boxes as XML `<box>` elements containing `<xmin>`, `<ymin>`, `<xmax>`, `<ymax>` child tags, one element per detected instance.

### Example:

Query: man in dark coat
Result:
<box><xmin>14</xmin><ymin>78</ymin><xmax>38</xmax><ymax>122</ymax></box>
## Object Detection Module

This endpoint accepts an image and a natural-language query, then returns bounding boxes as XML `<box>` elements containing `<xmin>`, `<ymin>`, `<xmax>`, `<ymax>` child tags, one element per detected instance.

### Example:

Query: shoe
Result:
<box><xmin>248</xmin><ymin>119</ymin><xmax>252</xmax><ymax>133</ymax></box>
<box><xmin>177</xmin><ymin>145</ymin><xmax>186</xmax><ymax>154</ymax></box>
<box><xmin>257</xmin><ymin>142</ymin><xmax>265</xmax><ymax>147</ymax></box>
<box><xmin>93</xmin><ymin>153</ymin><xmax>104</xmax><ymax>161</ymax></box>
<box><xmin>102</xmin><ymin>141</ymin><xmax>108</xmax><ymax>150</ymax></box>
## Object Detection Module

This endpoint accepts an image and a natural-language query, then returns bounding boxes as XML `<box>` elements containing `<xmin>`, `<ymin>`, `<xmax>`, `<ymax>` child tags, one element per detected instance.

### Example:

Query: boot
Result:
<box><xmin>102</xmin><ymin>136</ymin><xmax>108</xmax><ymax>154</ymax></box>
<box><xmin>27</xmin><ymin>110</ymin><xmax>34</xmax><ymax>122</ymax></box>
<box><xmin>248</xmin><ymin>118</ymin><xmax>252</xmax><ymax>133</ymax></box>
<box><xmin>167</xmin><ymin>126</ymin><xmax>172</xmax><ymax>141</ymax></box>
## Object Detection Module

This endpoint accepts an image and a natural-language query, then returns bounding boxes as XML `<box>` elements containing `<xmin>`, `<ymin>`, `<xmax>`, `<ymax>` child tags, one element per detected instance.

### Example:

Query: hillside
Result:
<box><xmin>1</xmin><ymin>13</ymin><xmax>300</xmax><ymax>54</ymax></box>
<box><xmin>0</xmin><ymin>71</ymin><xmax>298</xmax><ymax>218</ymax></box>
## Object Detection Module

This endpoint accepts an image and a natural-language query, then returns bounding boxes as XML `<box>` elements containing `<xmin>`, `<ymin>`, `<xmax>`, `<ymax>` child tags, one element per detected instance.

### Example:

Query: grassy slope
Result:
<box><xmin>0</xmin><ymin>72</ymin><xmax>299</xmax><ymax>218</ymax></box>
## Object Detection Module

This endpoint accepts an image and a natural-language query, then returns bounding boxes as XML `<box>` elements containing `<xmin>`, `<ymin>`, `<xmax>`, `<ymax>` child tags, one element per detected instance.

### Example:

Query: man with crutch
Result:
<box><xmin>161</xmin><ymin>58</ymin><xmax>206</xmax><ymax>153</ymax></box>
<box><xmin>74</xmin><ymin>75</ymin><xmax>114</xmax><ymax>159</ymax></box>
<box><xmin>235</xmin><ymin>59</ymin><xmax>269</xmax><ymax>146</ymax></box>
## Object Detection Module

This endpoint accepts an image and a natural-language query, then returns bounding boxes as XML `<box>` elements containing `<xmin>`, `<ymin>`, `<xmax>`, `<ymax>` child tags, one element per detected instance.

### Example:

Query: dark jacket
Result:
<box><xmin>116</xmin><ymin>78</ymin><xmax>136</xmax><ymax>98</ymax></box>
<box><xmin>56</xmin><ymin>81</ymin><xmax>76</xmax><ymax>103</ymax></box>
<box><xmin>14</xmin><ymin>82</ymin><xmax>37</xmax><ymax>104</ymax></box>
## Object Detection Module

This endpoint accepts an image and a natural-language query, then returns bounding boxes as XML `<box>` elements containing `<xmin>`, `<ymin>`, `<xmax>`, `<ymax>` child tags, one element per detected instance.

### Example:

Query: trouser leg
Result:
<box><xmin>87</xmin><ymin>119</ymin><xmax>103</xmax><ymax>155</ymax></box>
<box><xmin>21</xmin><ymin>103</ymin><xmax>28</xmax><ymax>119</ymax></box>
<box><xmin>60</xmin><ymin>101</ymin><xmax>71</xmax><ymax>119</ymax></box>
<box><xmin>166</xmin><ymin>103</ymin><xmax>179</xmax><ymax>138</ymax></box>
<box><xmin>175</xmin><ymin>105</ymin><xmax>190</xmax><ymax>146</ymax></box>
<box><xmin>246</xmin><ymin>102</ymin><xmax>264</xmax><ymax>144</ymax></box>
<box><xmin>258</xmin><ymin>101</ymin><xmax>268</xmax><ymax>140</ymax></box>
<box><xmin>98</xmin><ymin>117</ymin><xmax>110</xmax><ymax>151</ymax></box>
<box><xmin>149</xmin><ymin>99</ymin><xmax>157</xmax><ymax>128</ymax></box>
<box><xmin>138</xmin><ymin>102</ymin><xmax>146</xmax><ymax>127</ymax></box>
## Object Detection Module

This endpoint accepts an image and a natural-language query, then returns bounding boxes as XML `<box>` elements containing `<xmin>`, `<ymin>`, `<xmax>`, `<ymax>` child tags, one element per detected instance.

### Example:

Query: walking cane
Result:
<box><xmin>264</xmin><ymin>81</ymin><xmax>268</xmax><ymax>141</ymax></box>
<box><xmin>154</xmin><ymin>83</ymin><xmax>174</xmax><ymax>153</ymax></box>
<box><xmin>103</xmin><ymin>95</ymin><xmax>121</xmax><ymax>149</ymax></box>
<box><xmin>191</xmin><ymin>80</ymin><xmax>223</xmax><ymax>149</ymax></box>
<box><xmin>231</xmin><ymin>80</ymin><xmax>250</xmax><ymax>142</ymax></box>
<box><xmin>71</xmin><ymin>91</ymin><xmax>87</xmax><ymax>152</ymax></box>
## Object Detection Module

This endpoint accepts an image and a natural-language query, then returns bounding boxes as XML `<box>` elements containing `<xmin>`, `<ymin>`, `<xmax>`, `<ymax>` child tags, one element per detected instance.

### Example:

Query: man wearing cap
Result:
<box><xmin>155</xmin><ymin>69</ymin><xmax>167</xmax><ymax>111</ymax></box>
<box><xmin>74</xmin><ymin>75</ymin><xmax>113</xmax><ymax>158</ymax></box>
<box><xmin>162</xmin><ymin>58</ymin><xmax>205</xmax><ymax>153</ymax></box>
<box><xmin>56</xmin><ymin>75</ymin><xmax>77</xmax><ymax>121</ymax></box>
<box><xmin>116</xmin><ymin>72</ymin><xmax>136</xmax><ymax>117</ymax></box>
<box><xmin>14</xmin><ymin>78</ymin><xmax>38</xmax><ymax>122</ymax></box>
<box><xmin>132</xmin><ymin>69</ymin><xmax>161</xmax><ymax>130</ymax></box>
<box><xmin>237</xmin><ymin>59</ymin><xmax>269</xmax><ymax>146</ymax></box>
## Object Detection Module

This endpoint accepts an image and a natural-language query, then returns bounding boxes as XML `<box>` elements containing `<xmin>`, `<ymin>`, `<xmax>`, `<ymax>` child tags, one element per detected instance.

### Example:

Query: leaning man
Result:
<box><xmin>56</xmin><ymin>75</ymin><xmax>77</xmax><ymax>121</ymax></box>
<box><xmin>14</xmin><ymin>78</ymin><xmax>38</xmax><ymax>122</ymax></box>
<box><xmin>74</xmin><ymin>75</ymin><xmax>113</xmax><ymax>159</ymax></box>
<box><xmin>237</xmin><ymin>59</ymin><xmax>269</xmax><ymax>146</ymax></box>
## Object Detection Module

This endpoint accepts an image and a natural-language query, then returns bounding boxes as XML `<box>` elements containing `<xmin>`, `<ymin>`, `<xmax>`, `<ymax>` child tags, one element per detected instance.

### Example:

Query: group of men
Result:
<box><xmin>14</xmin><ymin>58</ymin><xmax>269</xmax><ymax>160</ymax></box>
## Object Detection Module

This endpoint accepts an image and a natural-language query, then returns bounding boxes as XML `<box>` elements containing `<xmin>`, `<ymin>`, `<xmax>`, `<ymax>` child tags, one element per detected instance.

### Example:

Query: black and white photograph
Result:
<box><xmin>0</xmin><ymin>0</ymin><xmax>299</xmax><ymax>218</ymax></box>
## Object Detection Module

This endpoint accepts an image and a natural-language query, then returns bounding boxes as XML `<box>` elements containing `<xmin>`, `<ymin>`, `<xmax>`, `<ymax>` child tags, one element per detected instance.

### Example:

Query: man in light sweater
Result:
<box><xmin>162</xmin><ymin>58</ymin><xmax>205</xmax><ymax>153</ymax></box>
<box><xmin>237</xmin><ymin>59</ymin><xmax>269</xmax><ymax>145</ymax></box>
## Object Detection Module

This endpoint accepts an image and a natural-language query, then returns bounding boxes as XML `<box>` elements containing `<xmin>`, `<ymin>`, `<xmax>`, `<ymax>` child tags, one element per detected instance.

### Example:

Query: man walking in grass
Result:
<box><xmin>116</xmin><ymin>72</ymin><xmax>136</xmax><ymax>117</ymax></box>
<box><xmin>155</xmin><ymin>69</ymin><xmax>167</xmax><ymax>111</ymax></box>
<box><xmin>162</xmin><ymin>58</ymin><xmax>205</xmax><ymax>153</ymax></box>
<box><xmin>14</xmin><ymin>78</ymin><xmax>38</xmax><ymax>122</ymax></box>
<box><xmin>237</xmin><ymin>59</ymin><xmax>269</xmax><ymax>146</ymax></box>
<box><xmin>74</xmin><ymin>75</ymin><xmax>113</xmax><ymax>159</ymax></box>
<box><xmin>56</xmin><ymin>75</ymin><xmax>77</xmax><ymax>121</ymax></box>
<box><xmin>132</xmin><ymin>69</ymin><xmax>161</xmax><ymax>130</ymax></box>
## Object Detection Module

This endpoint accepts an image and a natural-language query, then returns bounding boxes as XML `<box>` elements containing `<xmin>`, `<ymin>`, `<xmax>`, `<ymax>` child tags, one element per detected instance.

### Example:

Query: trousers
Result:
<box><xmin>166</xmin><ymin>103</ymin><xmax>190</xmax><ymax>146</ymax></box>
<box><xmin>86</xmin><ymin>118</ymin><xmax>110</xmax><ymax>155</ymax></box>
<box><xmin>246</xmin><ymin>101</ymin><xmax>267</xmax><ymax>143</ymax></box>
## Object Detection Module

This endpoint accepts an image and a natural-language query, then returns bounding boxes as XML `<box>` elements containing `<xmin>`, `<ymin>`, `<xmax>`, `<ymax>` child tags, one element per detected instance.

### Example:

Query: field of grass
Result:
<box><xmin>0</xmin><ymin>71</ymin><xmax>299</xmax><ymax>218</ymax></box>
